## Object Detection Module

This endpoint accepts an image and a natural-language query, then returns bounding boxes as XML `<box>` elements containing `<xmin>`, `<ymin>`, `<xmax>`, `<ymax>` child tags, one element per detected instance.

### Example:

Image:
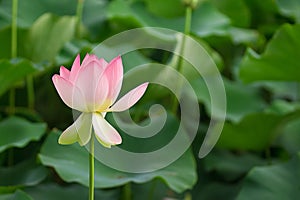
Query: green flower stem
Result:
<box><xmin>12</xmin><ymin>0</ymin><xmax>35</xmax><ymax>109</ymax></box>
<box><xmin>7</xmin><ymin>0</ymin><xmax>18</xmax><ymax>167</ymax></box>
<box><xmin>89</xmin><ymin>135</ymin><xmax>95</xmax><ymax>200</ymax></box>
<box><xmin>123</xmin><ymin>183</ymin><xmax>132</xmax><ymax>200</ymax></box>
<box><xmin>76</xmin><ymin>0</ymin><xmax>84</xmax><ymax>38</ymax></box>
<box><xmin>177</xmin><ymin>6</ymin><xmax>192</xmax><ymax>74</ymax></box>
<box><xmin>11</xmin><ymin>0</ymin><xmax>18</xmax><ymax>58</ymax></box>
<box><xmin>147</xmin><ymin>179</ymin><xmax>157</xmax><ymax>200</ymax></box>
<box><xmin>184</xmin><ymin>192</ymin><xmax>192</xmax><ymax>200</ymax></box>
<box><xmin>9</xmin><ymin>0</ymin><xmax>18</xmax><ymax>115</ymax></box>
<box><xmin>21</xmin><ymin>11</ymin><xmax>35</xmax><ymax>110</ymax></box>
<box><xmin>171</xmin><ymin>6</ymin><xmax>192</xmax><ymax>113</ymax></box>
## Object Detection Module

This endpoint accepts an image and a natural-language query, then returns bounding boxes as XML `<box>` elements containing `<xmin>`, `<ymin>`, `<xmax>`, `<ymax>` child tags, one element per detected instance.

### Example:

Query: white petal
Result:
<box><xmin>76</xmin><ymin>113</ymin><xmax>93</xmax><ymax>146</ymax></box>
<box><xmin>92</xmin><ymin>113</ymin><xmax>122</xmax><ymax>148</ymax></box>
<box><xmin>58</xmin><ymin>113</ymin><xmax>92</xmax><ymax>146</ymax></box>
<box><xmin>58</xmin><ymin>124</ymin><xmax>78</xmax><ymax>145</ymax></box>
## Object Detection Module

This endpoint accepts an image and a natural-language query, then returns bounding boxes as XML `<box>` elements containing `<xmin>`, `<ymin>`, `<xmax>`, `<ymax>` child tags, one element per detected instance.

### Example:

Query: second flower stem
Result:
<box><xmin>9</xmin><ymin>0</ymin><xmax>18</xmax><ymax>115</ymax></box>
<box><xmin>11</xmin><ymin>0</ymin><xmax>18</xmax><ymax>59</ymax></box>
<box><xmin>89</xmin><ymin>135</ymin><xmax>95</xmax><ymax>200</ymax></box>
<box><xmin>176</xmin><ymin>6</ymin><xmax>192</xmax><ymax>74</ymax></box>
<box><xmin>171</xmin><ymin>6</ymin><xmax>192</xmax><ymax>113</ymax></box>
<box><xmin>76</xmin><ymin>0</ymin><xmax>84</xmax><ymax>38</ymax></box>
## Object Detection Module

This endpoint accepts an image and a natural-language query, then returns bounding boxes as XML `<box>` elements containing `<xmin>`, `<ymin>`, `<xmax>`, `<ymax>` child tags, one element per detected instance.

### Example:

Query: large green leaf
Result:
<box><xmin>190</xmin><ymin>2</ymin><xmax>231</xmax><ymax>37</ymax></box>
<box><xmin>275</xmin><ymin>117</ymin><xmax>300</xmax><ymax>155</ymax></box>
<box><xmin>204</xmin><ymin>150</ymin><xmax>266</xmax><ymax>181</ymax></box>
<box><xmin>216</xmin><ymin>112</ymin><xmax>286</xmax><ymax>151</ymax></box>
<box><xmin>0</xmin><ymin>116</ymin><xmax>46</xmax><ymax>153</ymax></box>
<box><xmin>0</xmin><ymin>190</ymin><xmax>33</xmax><ymax>200</ymax></box>
<box><xmin>0</xmin><ymin>160</ymin><xmax>47</xmax><ymax>191</ymax></box>
<box><xmin>132</xmin><ymin>180</ymin><xmax>182</xmax><ymax>200</ymax></box>
<box><xmin>260</xmin><ymin>81</ymin><xmax>299</xmax><ymax>101</ymax></box>
<box><xmin>0</xmin><ymin>59</ymin><xmax>38</xmax><ymax>97</ymax></box>
<box><xmin>276</xmin><ymin>0</ymin><xmax>300</xmax><ymax>23</ymax></box>
<box><xmin>243</xmin><ymin>0</ymin><xmax>279</xmax><ymax>35</ymax></box>
<box><xmin>194</xmin><ymin>182</ymin><xmax>241</xmax><ymax>200</ymax></box>
<box><xmin>239</xmin><ymin>24</ymin><xmax>300</xmax><ymax>83</ymax></box>
<box><xmin>237</xmin><ymin>154</ymin><xmax>300</xmax><ymax>200</ymax></box>
<box><xmin>211</xmin><ymin>0</ymin><xmax>251</xmax><ymax>27</ymax></box>
<box><xmin>192</xmin><ymin>77</ymin><xmax>266</xmax><ymax>122</ymax></box>
<box><xmin>23</xmin><ymin>13</ymin><xmax>76</xmax><ymax>63</ymax></box>
<box><xmin>0</xmin><ymin>13</ymin><xmax>76</xmax><ymax>64</ymax></box>
<box><xmin>39</xmin><ymin>129</ymin><xmax>197</xmax><ymax>193</ymax></box>
<box><xmin>0</xmin><ymin>13</ymin><xmax>76</xmax><ymax>63</ymax></box>
<box><xmin>24</xmin><ymin>184</ymin><xmax>120</xmax><ymax>200</ymax></box>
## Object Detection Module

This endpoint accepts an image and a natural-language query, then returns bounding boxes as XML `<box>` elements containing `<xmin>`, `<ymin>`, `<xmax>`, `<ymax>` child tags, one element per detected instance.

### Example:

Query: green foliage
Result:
<box><xmin>192</xmin><ymin>78</ymin><xmax>266</xmax><ymax>122</ymax></box>
<box><xmin>39</xmin><ymin>130</ymin><xmax>196</xmax><ymax>193</ymax></box>
<box><xmin>0</xmin><ymin>160</ymin><xmax>47</xmax><ymax>191</ymax></box>
<box><xmin>239</xmin><ymin>24</ymin><xmax>300</xmax><ymax>82</ymax></box>
<box><xmin>24</xmin><ymin>184</ymin><xmax>120</xmax><ymax>200</ymax></box>
<box><xmin>237</xmin><ymin>154</ymin><xmax>300</xmax><ymax>200</ymax></box>
<box><xmin>23</xmin><ymin>14</ymin><xmax>76</xmax><ymax>63</ymax></box>
<box><xmin>211</xmin><ymin>0</ymin><xmax>251</xmax><ymax>27</ymax></box>
<box><xmin>217</xmin><ymin>113</ymin><xmax>285</xmax><ymax>151</ymax></box>
<box><xmin>144</xmin><ymin>0</ymin><xmax>185</xmax><ymax>18</ymax></box>
<box><xmin>0</xmin><ymin>59</ymin><xmax>38</xmax><ymax>96</ymax></box>
<box><xmin>276</xmin><ymin>0</ymin><xmax>300</xmax><ymax>23</ymax></box>
<box><xmin>0</xmin><ymin>117</ymin><xmax>46</xmax><ymax>153</ymax></box>
<box><xmin>0</xmin><ymin>190</ymin><xmax>33</xmax><ymax>200</ymax></box>
<box><xmin>107</xmin><ymin>0</ymin><xmax>232</xmax><ymax>36</ymax></box>
<box><xmin>0</xmin><ymin>0</ymin><xmax>299</xmax><ymax>199</ymax></box>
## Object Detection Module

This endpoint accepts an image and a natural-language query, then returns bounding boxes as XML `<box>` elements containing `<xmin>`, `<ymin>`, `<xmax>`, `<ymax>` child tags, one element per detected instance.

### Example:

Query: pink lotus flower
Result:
<box><xmin>52</xmin><ymin>54</ymin><xmax>148</xmax><ymax>148</ymax></box>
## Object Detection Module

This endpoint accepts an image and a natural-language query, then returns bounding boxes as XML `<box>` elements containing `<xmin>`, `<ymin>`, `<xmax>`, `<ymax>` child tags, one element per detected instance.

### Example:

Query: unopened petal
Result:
<box><xmin>81</xmin><ymin>54</ymin><xmax>108</xmax><ymax>70</ymax></box>
<box><xmin>58</xmin><ymin>113</ymin><xmax>92</xmax><ymax>146</ymax></box>
<box><xmin>69</xmin><ymin>54</ymin><xmax>81</xmax><ymax>82</ymax></box>
<box><xmin>104</xmin><ymin>56</ymin><xmax>123</xmax><ymax>103</ymax></box>
<box><xmin>92</xmin><ymin>113</ymin><xmax>122</xmax><ymax>148</ymax></box>
<box><xmin>109</xmin><ymin>82</ymin><xmax>149</xmax><ymax>112</ymax></box>
<box><xmin>52</xmin><ymin>75</ymin><xmax>88</xmax><ymax>112</ymax></box>
<box><xmin>98</xmin><ymin>58</ymin><xmax>108</xmax><ymax>69</ymax></box>
<box><xmin>59</xmin><ymin>66</ymin><xmax>70</xmax><ymax>80</ymax></box>
<box><xmin>81</xmin><ymin>53</ymin><xmax>91</xmax><ymax>67</ymax></box>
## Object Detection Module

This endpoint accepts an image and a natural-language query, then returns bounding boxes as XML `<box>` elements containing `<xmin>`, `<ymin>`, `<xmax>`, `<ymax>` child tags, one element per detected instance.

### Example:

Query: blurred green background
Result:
<box><xmin>0</xmin><ymin>0</ymin><xmax>300</xmax><ymax>199</ymax></box>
